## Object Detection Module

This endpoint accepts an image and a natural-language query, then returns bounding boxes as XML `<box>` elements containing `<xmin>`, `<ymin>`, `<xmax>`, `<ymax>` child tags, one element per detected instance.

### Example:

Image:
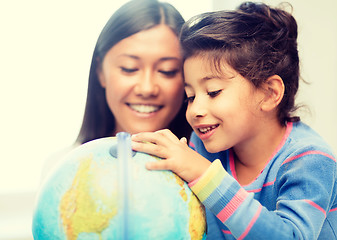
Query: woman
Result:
<box><xmin>76</xmin><ymin>0</ymin><xmax>191</xmax><ymax>144</ymax></box>
<box><xmin>41</xmin><ymin>0</ymin><xmax>191</xmax><ymax>179</ymax></box>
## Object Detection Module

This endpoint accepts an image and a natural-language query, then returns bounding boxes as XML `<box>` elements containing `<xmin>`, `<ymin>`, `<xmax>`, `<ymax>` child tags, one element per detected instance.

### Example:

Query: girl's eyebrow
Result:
<box><xmin>184</xmin><ymin>75</ymin><xmax>220</xmax><ymax>86</ymax></box>
<box><xmin>201</xmin><ymin>76</ymin><xmax>217</xmax><ymax>82</ymax></box>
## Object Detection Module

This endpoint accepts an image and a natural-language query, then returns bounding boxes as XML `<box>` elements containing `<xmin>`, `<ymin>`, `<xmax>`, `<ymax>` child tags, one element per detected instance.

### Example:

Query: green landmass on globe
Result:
<box><xmin>32</xmin><ymin>135</ymin><xmax>206</xmax><ymax>239</ymax></box>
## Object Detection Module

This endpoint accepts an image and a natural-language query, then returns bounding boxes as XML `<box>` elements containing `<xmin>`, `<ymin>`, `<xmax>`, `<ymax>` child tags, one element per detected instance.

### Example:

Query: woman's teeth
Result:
<box><xmin>198</xmin><ymin>125</ymin><xmax>218</xmax><ymax>134</ymax></box>
<box><xmin>129</xmin><ymin>104</ymin><xmax>161</xmax><ymax>113</ymax></box>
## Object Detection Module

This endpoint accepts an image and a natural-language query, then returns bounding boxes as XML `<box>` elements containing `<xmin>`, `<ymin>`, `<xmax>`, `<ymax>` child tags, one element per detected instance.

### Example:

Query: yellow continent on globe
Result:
<box><xmin>174</xmin><ymin>171</ymin><xmax>206</xmax><ymax>239</ymax></box>
<box><xmin>59</xmin><ymin>156</ymin><xmax>117</xmax><ymax>240</ymax></box>
<box><xmin>188</xmin><ymin>194</ymin><xmax>206</xmax><ymax>240</ymax></box>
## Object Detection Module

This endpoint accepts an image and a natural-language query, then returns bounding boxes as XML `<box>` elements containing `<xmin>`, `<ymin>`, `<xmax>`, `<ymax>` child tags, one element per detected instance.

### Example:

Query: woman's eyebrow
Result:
<box><xmin>118</xmin><ymin>54</ymin><xmax>140</xmax><ymax>60</ymax></box>
<box><xmin>118</xmin><ymin>55</ymin><xmax>180</xmax><ymax>63</ymax></box>
<box><xmin>158</xmin><ymin>57</ymin><xmax>181</xmax><ymax>62</ymax></box>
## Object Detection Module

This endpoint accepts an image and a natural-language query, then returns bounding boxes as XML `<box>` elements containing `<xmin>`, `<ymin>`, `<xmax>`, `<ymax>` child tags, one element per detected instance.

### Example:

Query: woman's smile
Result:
<box><xmin>127</xmin><ymin>103</ymin><xmax>163</xmax><ymax>114</ymax></box>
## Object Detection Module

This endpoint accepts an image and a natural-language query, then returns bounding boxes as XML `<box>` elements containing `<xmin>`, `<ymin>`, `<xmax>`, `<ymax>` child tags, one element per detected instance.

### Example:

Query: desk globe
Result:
<box><xmin>32</xmin><ymin>132</ymin><xmax>206</xmax><ymax>239</ymax></box>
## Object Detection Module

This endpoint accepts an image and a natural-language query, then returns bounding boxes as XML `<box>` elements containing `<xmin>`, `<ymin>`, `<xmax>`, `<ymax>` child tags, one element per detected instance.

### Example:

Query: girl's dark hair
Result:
<box><xmin>180</xmin><ymin>1</ymin><xmax>300</xmax><ymax>125</ymax></box>
<box><xmin>76</xmin><ymin>0</ymin><xmax>191</xmax><ymax>144</ymax></box>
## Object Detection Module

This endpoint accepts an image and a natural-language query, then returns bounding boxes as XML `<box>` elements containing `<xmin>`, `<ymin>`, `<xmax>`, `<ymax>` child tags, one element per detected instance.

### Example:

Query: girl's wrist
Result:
<box><xmin>188</xmin><ymin>175</ymin><xmax>202</xmax><ymax>187</ymax></box>
<box><xmin>188</xmin><ymin>161</ymin><xmax>211</xmax><ymax>187</ymax></box>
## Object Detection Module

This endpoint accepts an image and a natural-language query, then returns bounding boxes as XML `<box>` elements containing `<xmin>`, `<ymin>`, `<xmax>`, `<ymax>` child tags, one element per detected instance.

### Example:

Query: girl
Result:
<box><xmin>132</xmin><ymin>2</ymin><xmax>337</xmax><ymax>239</ymax></box>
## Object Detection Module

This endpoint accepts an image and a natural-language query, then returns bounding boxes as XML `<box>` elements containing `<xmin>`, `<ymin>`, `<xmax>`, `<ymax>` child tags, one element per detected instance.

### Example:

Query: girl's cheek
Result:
<box><xmin>185</xmin><ymin>107</ymin><xmax>193</xmax><ymax>126</ymax></box>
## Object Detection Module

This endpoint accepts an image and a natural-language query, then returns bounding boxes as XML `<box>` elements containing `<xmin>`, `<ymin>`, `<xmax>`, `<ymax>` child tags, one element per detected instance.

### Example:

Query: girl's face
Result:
<box><xmin>98</xmin><ymin>25</ymin><xmax>184</xmax><ymax>135</ymax></box>
<box><xmin>184</xmin><ymin>56</ymin><xmax>266</xmax><ymax>153</ymax></box>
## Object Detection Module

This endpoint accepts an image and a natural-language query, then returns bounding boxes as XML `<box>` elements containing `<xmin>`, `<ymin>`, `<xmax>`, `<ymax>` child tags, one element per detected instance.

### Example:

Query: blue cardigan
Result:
<box><xmin>189</xmin><ymin>121</ymin><xmax>337</xmax><ymax>239</ymax></box>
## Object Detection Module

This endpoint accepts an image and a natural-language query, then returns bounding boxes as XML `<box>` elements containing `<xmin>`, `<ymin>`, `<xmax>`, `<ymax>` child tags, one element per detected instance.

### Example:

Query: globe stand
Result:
<box><xmin>117</xmin><ymin>132</ymin><xmax>133</xmax><ymax>240</ymax></box>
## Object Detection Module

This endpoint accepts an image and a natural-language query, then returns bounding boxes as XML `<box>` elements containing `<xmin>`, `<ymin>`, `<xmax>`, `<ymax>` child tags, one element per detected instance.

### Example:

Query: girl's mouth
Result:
<box><xmin>198</xmin><ymin>124</ymin><xmax>219</xmax><ymax>134</ymax></box>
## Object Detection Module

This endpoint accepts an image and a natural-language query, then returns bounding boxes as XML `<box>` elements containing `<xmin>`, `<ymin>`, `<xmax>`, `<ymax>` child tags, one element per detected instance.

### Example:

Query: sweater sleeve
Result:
<box><xmin>189</xmin><ymin>154</ymin><xmax>337</xmax><ymax>239</ymax></box>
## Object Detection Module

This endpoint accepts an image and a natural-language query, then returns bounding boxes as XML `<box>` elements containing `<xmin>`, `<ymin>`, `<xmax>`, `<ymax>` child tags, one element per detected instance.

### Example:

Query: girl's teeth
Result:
<box><xmin>199</xmin><ymin>125</ymin><xmax>218</xmax><ymax>133</ymax></box>
<box><xmin>129</xmin><ymin>104</ymin><xmax>160</xmax><ymax>113</ymax></box>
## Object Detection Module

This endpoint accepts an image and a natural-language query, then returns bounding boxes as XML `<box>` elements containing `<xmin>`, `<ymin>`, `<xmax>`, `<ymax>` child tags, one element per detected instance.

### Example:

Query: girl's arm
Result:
<box><xmin>131</xmin><ymin>129</ymin><xmax>211</xmax><ymax>183</ymax></box>
<box><xmin>193</xmin><ymin>154</ymin><xmax>336</xmax><ymax>239</ymax></box>
<box><xmin>132</xmin><ymin>129</ymin><xmax>337</xmax><ymax>239</ymax></box>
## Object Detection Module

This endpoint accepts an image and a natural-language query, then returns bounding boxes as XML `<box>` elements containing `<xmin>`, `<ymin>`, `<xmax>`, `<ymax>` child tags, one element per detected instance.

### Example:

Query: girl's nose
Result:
<box><xmin>134</xmin><ymin>72</ymin><xmax>159</xmax><ymax>98</ymax></box>
<box><xmin>187</xmin><ymin>96</ymin><xmax>207</xmax><ymax>119</ymax></box>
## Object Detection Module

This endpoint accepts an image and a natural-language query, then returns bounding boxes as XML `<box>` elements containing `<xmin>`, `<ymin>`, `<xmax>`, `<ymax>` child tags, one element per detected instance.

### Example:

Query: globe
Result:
<box><xmin>32</xmin><ymin>133</ymin><xmax>206</xmax><ymax>239</ymax></box>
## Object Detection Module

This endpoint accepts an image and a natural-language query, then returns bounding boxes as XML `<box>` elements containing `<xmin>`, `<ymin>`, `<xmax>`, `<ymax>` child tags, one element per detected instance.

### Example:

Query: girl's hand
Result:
<box><xmin>131</xmin><ymin>129</ymin><xmax>211</xmax><ymax>183</ymax></box>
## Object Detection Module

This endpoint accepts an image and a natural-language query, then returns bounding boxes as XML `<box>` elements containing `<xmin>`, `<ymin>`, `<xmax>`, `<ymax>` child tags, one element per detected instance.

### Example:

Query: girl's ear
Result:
<box><xmin>96</xmin><ymin>58</ymin><xmax>107</xmax><ymax>88</ymax></box>
<box><xmin>260</xmin><ymin>75</ymin><xmax>284</xmax><ymax>112</ymax></box>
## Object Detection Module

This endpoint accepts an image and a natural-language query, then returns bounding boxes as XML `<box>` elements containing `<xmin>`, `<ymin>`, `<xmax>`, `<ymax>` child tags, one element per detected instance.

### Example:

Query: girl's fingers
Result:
<box><xmin>180</xmin><ymin>137</ymin><xmax>187</xmax><ymax>145</ymax></box>
<box><xmin>131</xmin><ymin>140</ymin><xmax>167</xmax><ymax>159</ymax></box>
<box><xmin>145</xmin><ymin>160</ymin><xmax>171</xmax><ymax>171</ymax></box>
<box><xmin>131</xmin><ymin>130</ymin><xmax>179</xmax><ymax>147</ymax></box>
<box><xmin>132</xmin><ymin>132</ymin><xmax>164</xmax><ymax>145</ymax></box>
<box><xmin>155</xmin><ymin>129</ymin><xmax>179</xmax><ymax>143</ymax></box>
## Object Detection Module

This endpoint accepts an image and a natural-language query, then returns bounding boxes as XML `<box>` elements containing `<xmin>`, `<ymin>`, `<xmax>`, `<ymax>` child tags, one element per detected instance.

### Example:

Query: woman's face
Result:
<box><xmin>98</xmin><ymin>25</ymin><xmax>184</xmax><ymax>135</ymax></box>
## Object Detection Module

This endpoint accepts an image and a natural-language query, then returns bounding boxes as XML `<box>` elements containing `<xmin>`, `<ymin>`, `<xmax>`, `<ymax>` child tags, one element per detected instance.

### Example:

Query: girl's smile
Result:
<box><xmin>195</xmin><ymin>124</ymin><xmax>220</xmax><ymax>140</ymax></box>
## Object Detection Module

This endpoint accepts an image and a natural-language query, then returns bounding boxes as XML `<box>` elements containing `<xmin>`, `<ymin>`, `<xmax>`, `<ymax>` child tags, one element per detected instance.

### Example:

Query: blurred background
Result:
<box><xmin>1</xmin><ymin>0</ymin><xmax>336</xmax><ymax>239</ymax></box>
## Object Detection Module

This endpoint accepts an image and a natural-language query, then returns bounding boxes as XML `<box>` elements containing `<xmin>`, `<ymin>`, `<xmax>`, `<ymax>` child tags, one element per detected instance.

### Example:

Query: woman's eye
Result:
<box><xmin>121</xmin><ymin>67</ymin><xmax>138</xmax><ymax>73</ymax></box>
<box><xmin>208</xmin><ymin>90</ymin><xmax>222</xmax><ymax>98</ymax></box>
<box><xmin>159</xmin><ymin>70</ymin><xmax>179</xmax><ymax>78</ymax></box>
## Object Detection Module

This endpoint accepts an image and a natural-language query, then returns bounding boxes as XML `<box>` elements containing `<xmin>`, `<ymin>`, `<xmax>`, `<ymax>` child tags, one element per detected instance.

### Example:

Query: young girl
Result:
<box><xmin>132</xmin><ymin>2</ymin><xmax>337</xmax><ymax>239</ymax></box>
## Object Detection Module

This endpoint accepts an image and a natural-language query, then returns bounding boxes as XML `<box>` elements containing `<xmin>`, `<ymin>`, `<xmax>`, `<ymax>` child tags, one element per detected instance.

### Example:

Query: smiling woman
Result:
<box><xmin>0</xmin><ymin>0</ymin><xmax>212</xmax><ymax>239</ymax></box>
<box><xmin>96</xmin><ymin>25</ymin><xmax>184</xmax><ymax>136</ymax></box>
<box><xmin>75</xmin><ymin>0</ymin><xmax>192</xmax><ymax>146</ymax></box>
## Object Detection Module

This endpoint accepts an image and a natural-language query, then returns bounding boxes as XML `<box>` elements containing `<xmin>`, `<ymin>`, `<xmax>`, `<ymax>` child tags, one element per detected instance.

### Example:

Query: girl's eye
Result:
<box><xmin>159</xmin><ymin>70</ymin><xmax>179</xmax><ymax>78</ymax></box>
<box><xmin>208</xmin><ymin>90</ymin><xmax>222</xmax><ymax>98</ymax></box>
<box><xmin>185</xmin><ymin>96</ymin><xmax>195</xmax><ymax>103</ymax></box>
<box><xmin>121</xmin><ymin>67</ymin><xmax>138</xmax><ymax>73</ymax></box>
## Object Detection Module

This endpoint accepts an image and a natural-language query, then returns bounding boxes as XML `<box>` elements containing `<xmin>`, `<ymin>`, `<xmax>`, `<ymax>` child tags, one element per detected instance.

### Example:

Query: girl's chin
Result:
<box><xmin>203</xmin><ymin>143</ymin><xmax>224</xmax><ymax>153</ymax></box>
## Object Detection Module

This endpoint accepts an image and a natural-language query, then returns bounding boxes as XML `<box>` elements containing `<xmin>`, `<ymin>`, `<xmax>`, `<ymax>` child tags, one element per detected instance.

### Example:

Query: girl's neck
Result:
<box><xmin>233</xmin><ymin>122</ymin><xmax>288</xmax><ymax>186</ymax></box>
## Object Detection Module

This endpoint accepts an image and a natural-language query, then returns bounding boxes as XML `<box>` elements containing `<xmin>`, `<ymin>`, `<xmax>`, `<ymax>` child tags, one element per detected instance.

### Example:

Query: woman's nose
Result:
<box><xmin>134</xmin><ymin>72</ymin><xmax>159</xmax><ymax>98</ymax></box>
